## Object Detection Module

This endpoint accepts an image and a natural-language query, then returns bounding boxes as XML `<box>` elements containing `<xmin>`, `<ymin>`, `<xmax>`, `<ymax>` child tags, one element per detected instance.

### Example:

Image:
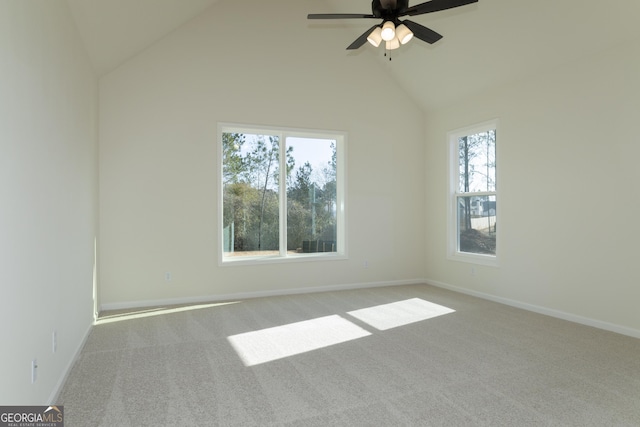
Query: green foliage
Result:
<box><xmin>286</xmin><ymin>152</ymin><xmax>337</xmax><ymax>250</ymax></box>
<box><xmin>222</xmin><ymin>133</ymin><xmax>245</xmax><ymax>185</ymax></box>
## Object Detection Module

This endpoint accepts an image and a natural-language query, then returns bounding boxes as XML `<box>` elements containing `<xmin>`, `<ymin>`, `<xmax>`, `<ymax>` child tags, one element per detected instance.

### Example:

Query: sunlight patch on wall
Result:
<box><xmin>227</xmin><ymin>315</ymin><xmax>371</xmax><ymax>366</ymax></box>
<box><xmin>347</xmin><ymin>298</ymin><xmax>455</xmax><ymax>331</ymax></box>
<box><xmin>95</xmin><ymin>301</ymin><xmax>240</xmax><ymax>325</ymax></box>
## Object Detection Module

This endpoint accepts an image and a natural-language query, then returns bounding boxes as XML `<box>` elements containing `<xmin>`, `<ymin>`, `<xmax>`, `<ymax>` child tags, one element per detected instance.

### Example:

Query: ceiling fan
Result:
<box><xmin>308</xmin><ymin>0</ymin><xmax>478</xmax><ymax>51</ymax></box>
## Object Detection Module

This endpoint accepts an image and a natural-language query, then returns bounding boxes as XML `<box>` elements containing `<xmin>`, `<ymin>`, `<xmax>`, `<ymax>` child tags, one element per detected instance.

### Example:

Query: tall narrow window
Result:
<box><xmin>448</xmin><ymin>120</ymin><xmax>497</xmax><ymax>264</ymax></box>
<box><xmin>219</xmin><ymin>124</ymin><xmax>345</xmax><ymax>264</ymax></box>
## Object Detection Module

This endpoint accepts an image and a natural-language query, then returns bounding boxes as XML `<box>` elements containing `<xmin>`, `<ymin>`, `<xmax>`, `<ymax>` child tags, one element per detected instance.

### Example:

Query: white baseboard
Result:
<box><xmin>48</xmin><ymin>321</ymin><xmax>93</xmax><ymax>404</ymax></box>
<box><xmin>425</xmin><ymin>278</ymin><xmax>640</xmax><ymax>340</ymax></box>
<box><xmin>99</xmin><ymin>279</ymin><xmax>425</xmax><ymax>312</ymax></box>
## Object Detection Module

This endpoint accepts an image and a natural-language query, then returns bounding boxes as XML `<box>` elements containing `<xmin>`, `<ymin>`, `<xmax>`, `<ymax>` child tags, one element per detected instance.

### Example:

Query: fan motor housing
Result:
<box><xmin>372</xmin><ymin>0</ymin><xmax>410</xmax><ymax>18</ymax></box>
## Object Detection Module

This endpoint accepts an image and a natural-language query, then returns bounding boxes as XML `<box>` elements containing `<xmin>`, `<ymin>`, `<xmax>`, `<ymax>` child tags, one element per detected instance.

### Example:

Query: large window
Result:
<box><xmin>448</xmin><ymin>120</ymin><xmax>497</xmax><ymax>265</ymax></box>
<box><xmin>219</xmin><ymin>124</ymin><xmax>345</xmax><ymax>264</ymax></box>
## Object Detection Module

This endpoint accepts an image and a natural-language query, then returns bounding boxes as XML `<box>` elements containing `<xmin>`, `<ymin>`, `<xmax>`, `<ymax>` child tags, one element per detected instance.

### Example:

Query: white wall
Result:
<box><xmin>0</xmin><ymin>1</ymin><xmax>98</xmax><ymax>404</ymax></box>
<box><xmin>425</xmin><ymin>36</ymin><xmax>640</xmax><ymax>335</ymax></box>
<box><xmin>98</xmin><ymin>0</ymin><xmax>426</xmax><ymax>308</ymax></box>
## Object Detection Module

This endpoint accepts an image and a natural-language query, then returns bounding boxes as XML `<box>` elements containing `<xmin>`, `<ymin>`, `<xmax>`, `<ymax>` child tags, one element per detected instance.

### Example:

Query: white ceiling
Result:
<box><xmin>67</xmin><ymin>0</ymin><xmax>640</xmax><ymax>111</ymax></box>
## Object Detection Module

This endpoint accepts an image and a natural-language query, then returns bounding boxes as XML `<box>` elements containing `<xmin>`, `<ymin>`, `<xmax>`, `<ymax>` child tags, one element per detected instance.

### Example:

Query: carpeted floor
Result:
<box><xmin>57</xmin><ymin>284</ymin><xmax>640</xmax><ymax>426</ymax></box>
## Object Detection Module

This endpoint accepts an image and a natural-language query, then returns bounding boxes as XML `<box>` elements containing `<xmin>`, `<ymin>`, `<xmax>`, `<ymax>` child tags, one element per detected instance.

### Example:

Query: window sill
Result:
<box><xmin>447</xmin><ymin>251</ymin><xmax>498</xmax><ymax>267</ymax></box>
<box><xmin>220</xmin><ymin>252</ymin><xmax>347</xmax><ymax>267</ymax></box>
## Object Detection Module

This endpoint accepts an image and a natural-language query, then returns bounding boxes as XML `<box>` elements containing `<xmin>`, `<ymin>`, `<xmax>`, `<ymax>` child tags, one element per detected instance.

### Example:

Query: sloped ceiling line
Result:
<box><xmin>67</xmin><ymin>0</ymin><xmax>640</xmax><ymax>111</ymax></box>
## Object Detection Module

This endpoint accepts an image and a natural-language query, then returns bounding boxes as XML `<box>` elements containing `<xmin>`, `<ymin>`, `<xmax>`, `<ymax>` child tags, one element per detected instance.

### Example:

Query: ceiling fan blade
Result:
<box><xmin>347</xmin><ymin>24</ymin><xmax>380</xmax><ymax>50</ymax></box>
<box><xmin>308</xmin><ymin>13</ymin><xmax>376</xmax><ymax>19</ymax></box>
<box><xmin>401</xmin><ymin>0</ymin><xmax>477</xmax><ymax>17</ymax></box>
<box><xmin>402</xmin><ymin>20</ymin><xmax>443</xmax><ymax>44</ymax></box>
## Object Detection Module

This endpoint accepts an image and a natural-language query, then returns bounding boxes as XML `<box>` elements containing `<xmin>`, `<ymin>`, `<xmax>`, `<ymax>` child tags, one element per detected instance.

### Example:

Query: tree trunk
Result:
<box><xmin>257</xmin><ymin>149</ymin><xmax>274</xmax><ymax>250</ymax></box>
<box><xmin>462</xmin><ymin>136</ymin><xmax>472</xmax><ymax>230</ymax></box>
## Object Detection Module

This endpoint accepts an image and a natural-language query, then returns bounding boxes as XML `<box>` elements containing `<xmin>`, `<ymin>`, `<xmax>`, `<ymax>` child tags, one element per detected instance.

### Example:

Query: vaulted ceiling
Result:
<box><xmin>65</xmin><ymin>0</ymin><xmax>221</xmax><ymax>75</ymax></box>
<box><xmin>66</xmin><ymin>0</ymin><xmax>640</xmax><ymax>111</ymax></box>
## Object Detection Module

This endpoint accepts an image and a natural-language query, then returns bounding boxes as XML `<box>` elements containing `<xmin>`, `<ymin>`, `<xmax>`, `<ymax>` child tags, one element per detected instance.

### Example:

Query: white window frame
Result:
<box><xmin>218</xmin><ymin>123</ymin><xmax>347</xmax><ymax>266</ymax></box>
<box><xmin>447</xmin><ymin>119</ymin><xmax>499</xmax><ymax>267</ymax></box>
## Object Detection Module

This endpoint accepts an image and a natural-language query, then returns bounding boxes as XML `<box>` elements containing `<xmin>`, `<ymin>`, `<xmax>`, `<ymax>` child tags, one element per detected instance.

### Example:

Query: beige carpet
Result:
<box><xmin>57</xmin><ymin>284</ymin><xmax>640</xmax><ymax>426</ymax></box>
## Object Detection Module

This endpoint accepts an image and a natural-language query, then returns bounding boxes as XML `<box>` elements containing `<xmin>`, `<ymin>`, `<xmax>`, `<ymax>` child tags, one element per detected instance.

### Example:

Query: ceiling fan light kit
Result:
<box><xmin>308</xmin><ymin>0</ymin><xmax>478</xmax><ymax>53</ymax></box>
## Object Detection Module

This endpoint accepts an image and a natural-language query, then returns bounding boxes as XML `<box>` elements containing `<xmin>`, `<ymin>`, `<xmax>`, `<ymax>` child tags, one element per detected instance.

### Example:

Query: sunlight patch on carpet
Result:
<box><xmin>227</xmin><ymin>315</ymin><xmax>371</xmax><ymax>366</ymax></box>
<box><xmin>347</xmin><ymin>298</ymin><xmax>455</xmax><ymax>331</ymax></box>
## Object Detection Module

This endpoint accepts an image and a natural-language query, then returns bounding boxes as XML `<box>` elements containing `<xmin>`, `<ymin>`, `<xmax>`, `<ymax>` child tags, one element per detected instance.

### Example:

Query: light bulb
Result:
<box><xmin>381</xmin><ymin>21</ymin><xmax>396</xmax><ymax>42</ymax></box>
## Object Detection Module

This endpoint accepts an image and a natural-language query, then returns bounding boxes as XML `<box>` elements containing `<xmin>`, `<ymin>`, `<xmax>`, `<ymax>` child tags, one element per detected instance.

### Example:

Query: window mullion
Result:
<box><xmin>280</xmin><ymin>133</ymin><xmax>287</xmax><ymax>257</ymax></box>
<box><xmin>455</xmin><ymin>190</ymin><xmax>496</xmax><ymax>197</ymax></box>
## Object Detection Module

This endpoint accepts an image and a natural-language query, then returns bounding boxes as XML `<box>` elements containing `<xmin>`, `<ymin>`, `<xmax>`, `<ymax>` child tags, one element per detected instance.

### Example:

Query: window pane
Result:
<box><xmin>286</xmin><ymin>137</ymin><xmax>337</xmax><ymax>254</ymax></box>
<box><xmin>222</xmin><ymin>133</ymin><xmax>280</xmax><ymax>257</ymax></box>
<box><xmin>457</xmin><ymin>195</ymin><xmax>496</xmax><ymax>255</ymax></box>
<box><xmin>458</xmin><ymin>130</ymin><xmax>496</xmax><ymax>193</ymax></box>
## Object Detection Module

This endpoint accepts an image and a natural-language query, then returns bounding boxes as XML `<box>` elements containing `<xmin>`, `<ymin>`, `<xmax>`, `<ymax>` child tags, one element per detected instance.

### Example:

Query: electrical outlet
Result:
<box><xmin>364</xmin><ymin>260</ymin><xmax>369</xmax><ymax>269</ymax></box>
<box><xmin>471</xmin><ymin>266</ymin><xmax>476</xmax><ymax>276</ymax></box>
<box><xmin>31</xmin><ymin>359</ymin><xmax>38</xmax><ymax>384</ymax></box>
<box><xmin>52</xmin><ymin>330</ymin><xmax>57</xmax><ymax>353</ymax></box>
<box><xmin>165</xmin><ymin>272</ymin><xmax>172</xmax><ymax>282</ymax></box>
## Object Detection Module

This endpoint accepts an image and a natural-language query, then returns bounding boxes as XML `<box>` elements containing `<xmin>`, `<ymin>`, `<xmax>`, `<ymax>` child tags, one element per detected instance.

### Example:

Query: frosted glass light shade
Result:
<box><xmin>381</xmin><ymin>21</ymin><xmax>396</xmax><ymax>41</ymax></box>
<box><xmin>386</xmin><ymin>37</ymin><xmax>400</xmax><ymax>50</ymax></box>
<box><xmin>395</xmin><ymin>24</ymin><xmax>413</xmax><ymax>44</ymax></box>
<box><xmin>367</xmin><ymin>27</ymin><xmax>383</xmax><ymax>47</ymax></box>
